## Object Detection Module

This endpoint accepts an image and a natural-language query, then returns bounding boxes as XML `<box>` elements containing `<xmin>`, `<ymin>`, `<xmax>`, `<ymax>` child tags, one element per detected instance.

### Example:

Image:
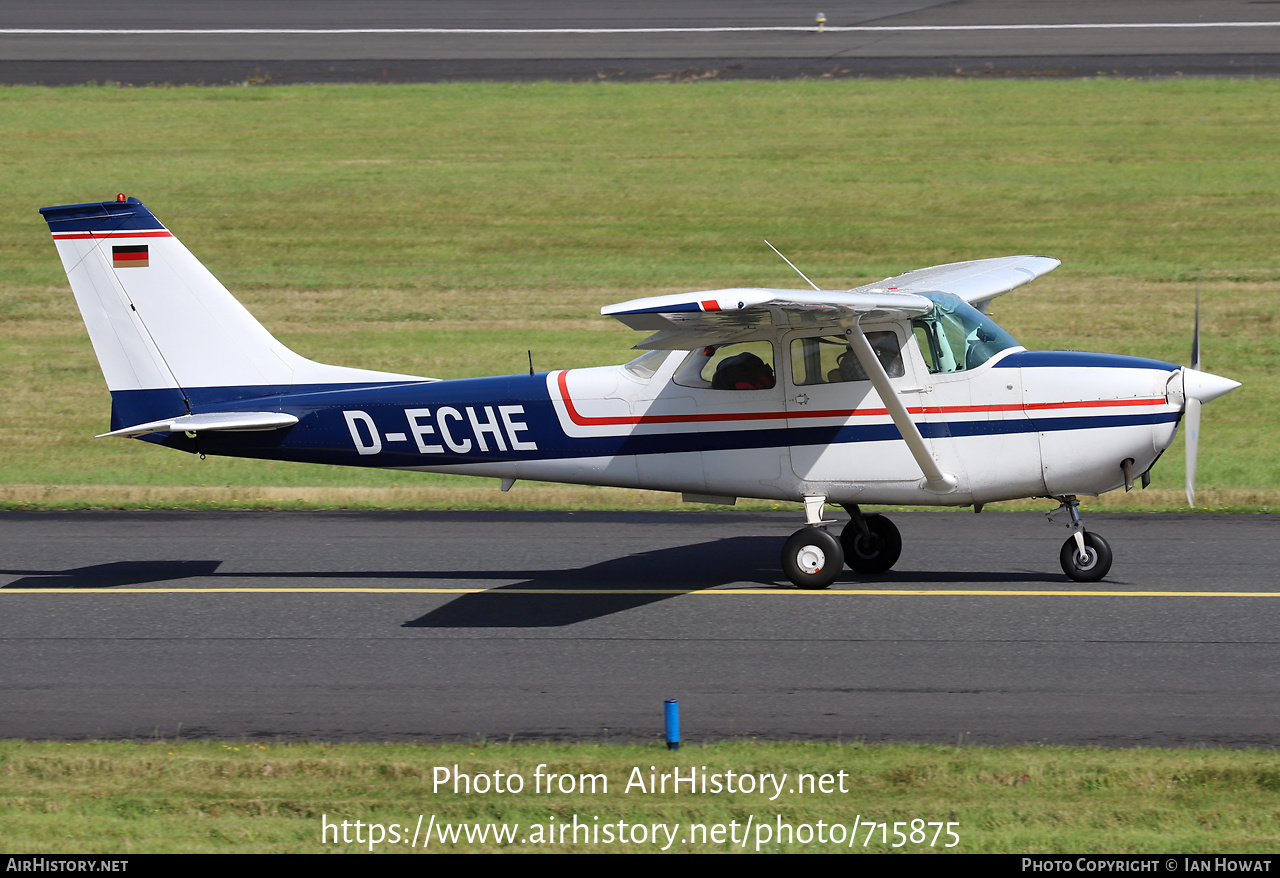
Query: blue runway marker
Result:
<box><xmin>664</xmin><ymin>699</ymin><xmax>680</xmax><ymax>751</ymax></box>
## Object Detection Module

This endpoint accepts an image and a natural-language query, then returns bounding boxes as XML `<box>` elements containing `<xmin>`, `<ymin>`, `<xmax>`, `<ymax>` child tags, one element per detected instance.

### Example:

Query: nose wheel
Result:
<box><xmin>1060</xmin><ymin>532</ymin><xmax>1112</xmax><ymax>582</ymax></box>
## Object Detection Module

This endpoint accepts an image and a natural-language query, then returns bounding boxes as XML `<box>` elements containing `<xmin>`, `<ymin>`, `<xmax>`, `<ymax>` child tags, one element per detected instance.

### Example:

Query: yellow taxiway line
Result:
<box><xmin>1</xmin><ymin>587</ymin><xmax>1279</xmax><ymax>597</ymax></box>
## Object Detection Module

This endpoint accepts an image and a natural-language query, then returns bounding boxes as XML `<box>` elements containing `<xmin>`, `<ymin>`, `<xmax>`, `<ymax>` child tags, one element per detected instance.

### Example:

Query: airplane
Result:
<box><xmin>40</xmin><ymin>195</ymin><xmax>1241</xmax><ymax>589</ymax></box>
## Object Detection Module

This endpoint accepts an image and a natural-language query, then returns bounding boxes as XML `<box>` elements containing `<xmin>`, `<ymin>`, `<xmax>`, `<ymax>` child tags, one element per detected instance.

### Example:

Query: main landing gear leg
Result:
<box><xmin>1049</xmin><ymin>495</ymin><xmax>1113</xmax><ymax>582</ymax></box>
<box><xmin>781</xmin><ymin>495</ymin><xmax>843</xmax><ymax>589</ymax></box>
<box><xmin>839</xmin><ymin>504</ymin><xmax>903</xmax><ymax>574</ymax></box>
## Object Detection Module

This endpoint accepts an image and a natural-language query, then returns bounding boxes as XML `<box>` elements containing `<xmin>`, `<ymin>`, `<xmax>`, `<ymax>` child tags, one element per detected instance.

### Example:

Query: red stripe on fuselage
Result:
<box><xmin>555</xmin><ymin>370</ymin><xmax>1166</xmax><ymax>428</ymax></box>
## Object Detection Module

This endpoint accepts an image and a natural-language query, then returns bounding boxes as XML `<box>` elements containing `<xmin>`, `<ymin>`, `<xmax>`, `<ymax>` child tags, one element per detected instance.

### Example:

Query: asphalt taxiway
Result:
<box><xmin>3</xmin><ymin>510</ymin><xmax>1278</xmax><ymax>745</ymax></box>
<box><xmin>2</xmin><ymin>0</ymin><xmax>1278</xmax><ymax>83</ymax></box>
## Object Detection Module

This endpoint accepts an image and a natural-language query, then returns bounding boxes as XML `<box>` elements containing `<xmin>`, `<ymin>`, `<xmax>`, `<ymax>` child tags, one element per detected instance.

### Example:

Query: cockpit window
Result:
<box><xmin>673</xmin><ymin>341</ymin><xmax>776</xmax><ymax>390</ymax></box>
<box><xmin>790</xmin><ymin>332</ymin><xmax>904</xmax><ymax>386</ymax></box>
<box><xmin>911</xmin><ymin>293</ymin><xmax>1020</xmax><ymax>374</ymax></box>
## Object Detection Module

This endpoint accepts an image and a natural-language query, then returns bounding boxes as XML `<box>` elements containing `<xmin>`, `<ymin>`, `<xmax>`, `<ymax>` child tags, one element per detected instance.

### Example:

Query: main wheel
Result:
<box><xmin>782</xmin><ymin>527</ymin><xmax>844</xmax><ymax>589</ymax></box>
<box><xmin>1059</xmin><ymin>532</ymin><xmax>1112</xmax><ymax>582</ymax></box>
<box><xmin>840</xmin><ymin>514</ymin><xmax>903</xmax><ymax>574</ymax></box>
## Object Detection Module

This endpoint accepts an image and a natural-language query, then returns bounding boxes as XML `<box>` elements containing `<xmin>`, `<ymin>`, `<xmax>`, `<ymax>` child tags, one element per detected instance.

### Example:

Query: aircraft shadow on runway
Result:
<box><xmin>0</xmin><ymin>560</ymin><xmax>223</xmax><ymax>589</ymax></box>
<box><xmin>403</xmin><ymin>536</ymin><xmax>783</xmax><ymax>628</ymax></box>
<box><xmin>1</xmin><ymin>541</ymin><xmax>1067</xmax><ymax>628</ymax></box>
<box><xmin>400</xmin><ymin>541</ymin><xmax>1069</xmax><ymax>628</ymax></box>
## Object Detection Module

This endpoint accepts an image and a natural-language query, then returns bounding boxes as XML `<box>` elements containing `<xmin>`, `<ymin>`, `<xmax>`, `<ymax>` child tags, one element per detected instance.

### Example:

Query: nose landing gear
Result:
<box><xmin>1050</xmin><ymin>496</ymin><xmax>1113</xmax><ymax>582</ymax></box>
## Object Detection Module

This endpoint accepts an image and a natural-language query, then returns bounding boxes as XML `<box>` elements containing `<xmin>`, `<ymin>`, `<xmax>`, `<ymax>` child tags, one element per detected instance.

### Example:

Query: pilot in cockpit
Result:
<box><xmin>829</xmin><ymin>332</ymin><xmax>903</xmax><ymax>383</ymax></box>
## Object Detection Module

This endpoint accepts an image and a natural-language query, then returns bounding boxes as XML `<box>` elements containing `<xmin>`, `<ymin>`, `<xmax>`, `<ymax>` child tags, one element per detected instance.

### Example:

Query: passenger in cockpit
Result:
<box><xmin>712</xmin><ymin>351</ymin><xmax>775</xmax><ymax>390</ymax></box>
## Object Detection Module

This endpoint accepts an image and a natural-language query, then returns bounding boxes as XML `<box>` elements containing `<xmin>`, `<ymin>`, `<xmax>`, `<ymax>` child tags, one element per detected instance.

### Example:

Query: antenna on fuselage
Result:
<box><xmin>764</xmin><ymin>240</ymin><xmax>820</xmax><ymax>291</ymax></box>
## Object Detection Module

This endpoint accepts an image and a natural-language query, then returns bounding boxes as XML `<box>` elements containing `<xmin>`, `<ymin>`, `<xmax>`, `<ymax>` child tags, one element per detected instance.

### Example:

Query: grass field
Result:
<box><xmin>3</xmin><ymin>79</ymin><xmax>1278</xmax><ymax>511</ymax></box>
<box><xmin>4</xmin><ymin>740</ymin><xmax>1280</xmax><ymax>853</ymax></box>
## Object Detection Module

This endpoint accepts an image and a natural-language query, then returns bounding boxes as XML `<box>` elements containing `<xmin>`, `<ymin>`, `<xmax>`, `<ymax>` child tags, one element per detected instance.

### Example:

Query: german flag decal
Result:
<box><xmin>112</xmin><ymin>244</ymin><xmax>149</xmax><ymax>269</ymax></box>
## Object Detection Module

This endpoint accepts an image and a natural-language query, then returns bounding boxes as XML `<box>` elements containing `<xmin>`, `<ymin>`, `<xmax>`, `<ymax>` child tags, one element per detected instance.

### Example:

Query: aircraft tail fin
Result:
<box><xmin>40</xmin><ymin>196</ymin><xmax>425</xmax><ymax>430</ymax></box>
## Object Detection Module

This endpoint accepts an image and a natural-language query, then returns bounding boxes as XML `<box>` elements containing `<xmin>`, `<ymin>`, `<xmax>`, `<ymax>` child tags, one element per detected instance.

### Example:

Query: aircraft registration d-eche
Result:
<box><xmin>41</xmin><ymin>196</ymin><xmax>1240</xmax><ymax>588</ymax></box>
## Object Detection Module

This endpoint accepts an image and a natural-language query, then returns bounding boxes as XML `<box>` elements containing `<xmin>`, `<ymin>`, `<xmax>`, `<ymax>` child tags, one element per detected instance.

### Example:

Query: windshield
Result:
<box><xmin>623</xmin><ymin>349</ymin><xmax>673</xmax><ymax>380</ymax></box>
<box><xmin>911</xmin><ymin>292</ymin><xmax>1020</xmax><ymax>374</ymax></box>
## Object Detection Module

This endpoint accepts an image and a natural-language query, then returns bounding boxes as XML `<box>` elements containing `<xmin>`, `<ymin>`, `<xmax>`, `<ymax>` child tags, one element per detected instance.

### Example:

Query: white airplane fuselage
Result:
<box><xmin>410</xmin><ymin>343</ymin><xmax>1183</xmax><ymax>508</ymax></box>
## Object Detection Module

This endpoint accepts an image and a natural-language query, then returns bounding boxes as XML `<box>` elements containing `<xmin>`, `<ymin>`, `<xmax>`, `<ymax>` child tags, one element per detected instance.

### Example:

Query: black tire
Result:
<box><xmin>840</xmin><ymin>514</ymin><xmax>903</xmax><ymax>574</ymax></box>
<box><xmin>782</xmin><ymin>528</ymin><xmax>844</xmax><ymax>589</ymax></box>
<box><xmin>1059</xmin><ymin>532</ymin><xmax>1113</xmax><ymax>582</ymax></box>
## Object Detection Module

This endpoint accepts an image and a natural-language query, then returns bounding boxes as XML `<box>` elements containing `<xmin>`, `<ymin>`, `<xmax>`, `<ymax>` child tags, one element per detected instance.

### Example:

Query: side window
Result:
<box><xmin>673</xmin><ymin>341</ymin><xmax>776</xmax><ymax>390</ymax></box>
<box><xmin>789</xmin><ymin>332</ymin><xmax>903</xmax><ymax>386</ymax></box>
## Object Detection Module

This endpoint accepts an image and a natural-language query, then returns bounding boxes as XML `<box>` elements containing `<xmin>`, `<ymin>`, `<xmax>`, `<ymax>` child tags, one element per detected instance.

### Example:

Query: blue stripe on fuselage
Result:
<box><xmin>112</xmin><ymin>371</ymin><xmax>1179</xmax><ymax>468</ymax></box>
<box><xmin>995</xmin><ymin>351</ymin><xmax>1179</xmax><ymax>371</ymax></box>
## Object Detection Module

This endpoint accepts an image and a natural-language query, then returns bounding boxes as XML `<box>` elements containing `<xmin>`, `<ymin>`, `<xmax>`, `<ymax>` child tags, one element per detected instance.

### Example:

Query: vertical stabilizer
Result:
<box><xmin>40</xmin><ymin>197</ymin><xmax>427</xmax><ymax>428</ymax></box>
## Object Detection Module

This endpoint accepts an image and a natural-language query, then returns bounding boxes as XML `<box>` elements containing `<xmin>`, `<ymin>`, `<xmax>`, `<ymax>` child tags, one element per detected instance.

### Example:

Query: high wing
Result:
<box><xmin>601</xmin><ymin>287</ymin><xmax>933</xmax><ymax>350</ymax></box>
<box><xmin>850</xmin><ymin>255</ymin><xmax>1060</xmax><ymax>312</ymax></box>
<box><xmin>602</xmin><ymin>256</ymin><xmax>1059</xmax><ymax>349</ymax></box>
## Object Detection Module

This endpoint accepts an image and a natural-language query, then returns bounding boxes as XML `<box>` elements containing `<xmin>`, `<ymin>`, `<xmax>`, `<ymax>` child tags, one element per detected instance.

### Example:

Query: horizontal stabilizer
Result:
<box><xmin>98</xmin><ymin>411</ymin><xmax>299</xmax><ymax>439</ymax></box>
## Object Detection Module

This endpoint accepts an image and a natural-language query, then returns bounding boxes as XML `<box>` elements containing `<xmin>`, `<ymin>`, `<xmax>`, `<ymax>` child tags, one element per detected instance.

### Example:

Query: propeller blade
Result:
<box><xmin>1186</xmin><ymin>282</ymin><xmax>1201</xmax><ymax>507</ymax></box>
<box><xmin>1191</xmin><ymin>281</ymin><xmax>1201</xmax><ymax>372</ymax></box>
<box><xmin>1185</xmin><ymin>396</ymin><xmax>1200</xmax><ymax>508</ymax></box>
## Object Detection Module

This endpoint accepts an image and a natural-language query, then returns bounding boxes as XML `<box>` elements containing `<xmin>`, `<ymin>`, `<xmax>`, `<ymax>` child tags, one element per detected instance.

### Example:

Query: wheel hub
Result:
<box><xmin>1073</xmin><ymin>548</ymin><xmax>1098</xmax><ymax>571</ymax></box>
<box><xmin>853</xmin><ymin>534</ymin><xmax>881</xmax><ymax>559</ymax></box>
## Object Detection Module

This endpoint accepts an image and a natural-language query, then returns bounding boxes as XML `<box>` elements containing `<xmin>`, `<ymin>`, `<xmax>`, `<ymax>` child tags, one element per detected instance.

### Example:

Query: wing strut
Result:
<box><xmin>844</xmin><ymin>321</ymin><xmax>958</xmax><ymax>495</ymax></box>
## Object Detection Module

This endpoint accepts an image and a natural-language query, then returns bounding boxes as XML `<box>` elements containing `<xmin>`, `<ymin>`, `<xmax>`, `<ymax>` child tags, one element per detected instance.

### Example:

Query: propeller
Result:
<box><xmin>1177</xmin><ymin>284</ymin><xmax>1241</xmax><ymax>507</ymax></box>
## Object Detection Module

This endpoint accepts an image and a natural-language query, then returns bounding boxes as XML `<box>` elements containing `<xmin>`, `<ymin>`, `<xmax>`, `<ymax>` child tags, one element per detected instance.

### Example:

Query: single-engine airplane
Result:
<box><xmin>41</xmin><ymin>196</ymin><xmax>1241</xmax><ymax>588</ymax></box>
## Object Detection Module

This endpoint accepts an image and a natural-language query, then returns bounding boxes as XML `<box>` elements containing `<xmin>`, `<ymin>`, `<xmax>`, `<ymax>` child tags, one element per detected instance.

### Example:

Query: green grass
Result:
<box><xmin>3</xmin><ymin>740</ymin><xmax>1279</xmax><ymax>853</ymax></box>
<box><xmin>3</xmin><ymin>80</ymin><xmax>1278</xmax><ymax>509</ymax></box>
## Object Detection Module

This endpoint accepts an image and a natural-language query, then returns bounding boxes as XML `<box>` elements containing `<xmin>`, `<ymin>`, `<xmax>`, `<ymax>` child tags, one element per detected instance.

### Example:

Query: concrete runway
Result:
<box><xmin>3</xmin><ymin>510</ymin><xmax>1279</xmax><ymax>745</ymax></box>
<box><xmin>2</xmin><ymin>0</ymin><xmax>1278</xmax><ymax>83</ymax></box>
